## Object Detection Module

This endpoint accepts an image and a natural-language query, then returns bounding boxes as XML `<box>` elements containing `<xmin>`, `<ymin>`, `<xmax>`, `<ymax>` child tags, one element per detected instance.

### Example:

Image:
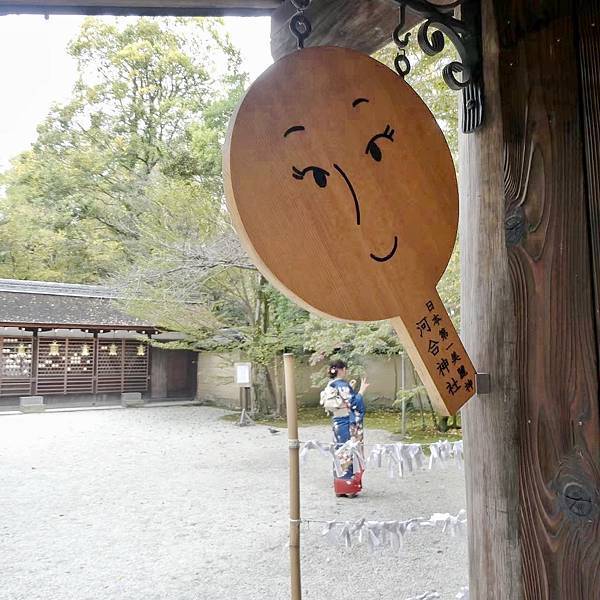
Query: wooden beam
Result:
<box><xmin>0</xmin><ymin>321</ymin><xmax>158</xmax><ymax>332</ymax></box>
<box><xmin>270</xmin><ymin>0</ymin><xmax>459</xmax><ymax>62</ymax></box>
<box><xmin>271</xmin><ymin>0</ymin><xmax>399</xmax><ymax>61</ymax></box>
<box><xmin>462</xmin><ymin>0</ymin><xmax>600</xmax><ymax>598</ymax></box>
<box><xmin>459</xmin><ymin>2</ymin><xmax>521</xmax><ymax>596</ymax></box>
<box><xmin>0</xmin><ymin>0</ymin><xmax>281</xmax><ymax>16</ymax></box>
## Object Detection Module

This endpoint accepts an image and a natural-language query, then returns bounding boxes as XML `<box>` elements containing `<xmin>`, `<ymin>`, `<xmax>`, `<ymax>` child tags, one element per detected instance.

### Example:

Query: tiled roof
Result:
<box><xmin>0</xmin><ymin>278</ymin><xmax>118</xmax><ymax>298</ymax></box>
<box><xmin>0</xmin><ymin>279</ymin><xmax>153</xmax><ymax>330</ymax></box>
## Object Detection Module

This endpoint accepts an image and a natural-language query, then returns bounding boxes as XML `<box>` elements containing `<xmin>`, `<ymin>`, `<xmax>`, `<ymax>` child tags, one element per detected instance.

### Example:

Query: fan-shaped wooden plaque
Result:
<box><xmin>223</xmin><ymin>46</ymin><xmax>475</xmax><ymax>415</ymax></box>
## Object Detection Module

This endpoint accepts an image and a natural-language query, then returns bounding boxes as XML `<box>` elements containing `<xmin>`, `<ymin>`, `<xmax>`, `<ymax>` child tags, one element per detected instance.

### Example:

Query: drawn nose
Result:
<box><xmin>333</xmin><ymin>163</ymin><xmax>361</xmax><ymax>226</ymax></box>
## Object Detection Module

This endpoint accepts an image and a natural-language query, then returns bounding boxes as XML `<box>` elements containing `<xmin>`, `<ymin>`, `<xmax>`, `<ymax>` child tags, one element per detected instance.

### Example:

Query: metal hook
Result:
<box><xmin>394</xmin><ymin>51</ymin><xmax>411</xmax><ymax>78</ymax></box>
<box><xmin>393</xmin><ymin>5</ymin><xmax>411</xmax><ymax>48</ymax></box>
<box><xmin>290</xmin><ymin>13</ymin><xmax>312</xmax><ymax>49</ymax></box>
<box><xmin>393</xmin><ymin>5</ymin><xmax>412</xmax><ymax>78</ymax></box>
<box><xmin>289</xmin><ymin>0</ymin><xmax>312</xmax><ymax>50</ymax></box>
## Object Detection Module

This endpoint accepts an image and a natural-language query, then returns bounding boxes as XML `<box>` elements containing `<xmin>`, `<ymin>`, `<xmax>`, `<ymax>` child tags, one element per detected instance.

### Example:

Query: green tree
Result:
<box><xmin>0</xmin><ymin>17</ymin><xmax>245</xmax><ymax>281</ymax></box>
<box><xmin>0</xmin><ymin>19</ymin><xmax>463</xmax><ymax>417</ymax></box>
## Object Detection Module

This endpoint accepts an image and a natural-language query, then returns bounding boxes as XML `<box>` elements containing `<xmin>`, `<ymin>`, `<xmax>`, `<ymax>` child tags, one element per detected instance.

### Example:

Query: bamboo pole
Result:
<box><xmin>283</xmin><ymin>353</ymin><xmax>301</xmax><ymax>600</ymax></box>
<box><xmin>401</xmin><ymin>352</ymin><xmax>406</xmax><ymax>438</ymax></box>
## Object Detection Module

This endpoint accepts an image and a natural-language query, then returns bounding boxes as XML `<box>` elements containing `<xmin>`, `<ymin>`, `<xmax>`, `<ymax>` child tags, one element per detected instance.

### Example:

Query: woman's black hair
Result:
<box><xmin>328</xmin><ymin>360</ymin><xmax>347</xmax><ymax>379</ymax></box>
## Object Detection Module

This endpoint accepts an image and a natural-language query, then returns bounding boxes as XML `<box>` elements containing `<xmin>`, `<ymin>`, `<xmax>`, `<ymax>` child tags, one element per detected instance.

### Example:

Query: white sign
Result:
<box><xmin>234</xmin><ymin>362</ymin><xmax>252</xmax><ymax>387</ymax></box>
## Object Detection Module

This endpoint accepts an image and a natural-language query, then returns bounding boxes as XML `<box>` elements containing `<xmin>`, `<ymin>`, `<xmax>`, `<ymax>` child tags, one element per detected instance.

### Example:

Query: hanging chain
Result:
<box><xmin>393</xmin><ymin>4</ymin><xmax>412</xmax><ymax>77</ymax></box>
<box><xmin>289</xmin><ymin>0</ymin><xmax>312</xmax><ymax>49</ymax></box>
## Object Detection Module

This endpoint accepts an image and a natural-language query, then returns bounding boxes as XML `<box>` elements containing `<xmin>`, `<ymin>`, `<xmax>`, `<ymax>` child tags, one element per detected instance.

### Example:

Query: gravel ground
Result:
<box><xmin>0</xmin><ymin>406</ymin><xmax>467</xmax><ymax>600</ymax></box>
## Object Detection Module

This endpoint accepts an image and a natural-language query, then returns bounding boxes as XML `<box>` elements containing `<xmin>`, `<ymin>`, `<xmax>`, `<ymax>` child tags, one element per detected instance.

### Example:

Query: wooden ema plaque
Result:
<box><xmin>224</xmin><ymin>46</ymin><xmax>475</xmax><ymax>415</ymax></box>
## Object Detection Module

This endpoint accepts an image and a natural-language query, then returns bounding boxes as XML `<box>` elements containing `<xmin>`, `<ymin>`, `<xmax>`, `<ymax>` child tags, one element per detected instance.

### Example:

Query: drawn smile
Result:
<box><xmin>332</xmin><ymin>163</ymin><xmax>397</xmax><ymax>262</ymax></box>
<box><xmin>370</xmin><ymin>236</ymin><xmax>398</xmax><ymax>262</ymax></box>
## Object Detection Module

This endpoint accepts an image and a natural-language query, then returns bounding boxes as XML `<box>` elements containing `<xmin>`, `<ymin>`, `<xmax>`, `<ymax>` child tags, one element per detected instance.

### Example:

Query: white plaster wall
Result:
<box><xmin>196</xmin><ymin>352</ymin><xmax>422</xmax><ymax>410</ymax></box>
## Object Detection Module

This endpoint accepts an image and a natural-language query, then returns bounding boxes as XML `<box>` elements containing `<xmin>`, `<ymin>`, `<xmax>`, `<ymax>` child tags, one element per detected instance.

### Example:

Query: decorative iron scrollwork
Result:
<box><xmin>392</xmin><ymin>0</ymin><xmax>484</xmax><ymax>133</ymax></box>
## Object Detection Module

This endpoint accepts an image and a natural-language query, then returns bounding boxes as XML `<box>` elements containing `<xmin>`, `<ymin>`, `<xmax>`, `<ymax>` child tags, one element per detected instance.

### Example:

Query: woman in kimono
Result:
<box><xmin>324</xmin><ymin>360</ymin><xmax>368</xmax><ymax>497</ymax></box>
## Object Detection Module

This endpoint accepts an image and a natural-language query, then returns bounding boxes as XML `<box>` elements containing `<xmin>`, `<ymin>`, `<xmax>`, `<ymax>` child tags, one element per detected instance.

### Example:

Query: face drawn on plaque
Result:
<box><xmin>225</xmin><ymin>47</ymin><xmax>458</xmax><ymax>324</ymax></box>
<box><xmin>225</xmin><ymin>47</ymin><xmax>475</xmax><ymax>414</ymax></box>
<box><xmin>226</xmin><ymin>48</ymin><xmax>458</xmax><ymax>320</ymax></box>
<box><xmin>286</xmin><ymin>112</ymin><xmax>399</xmax><ymax>263</ymax></box>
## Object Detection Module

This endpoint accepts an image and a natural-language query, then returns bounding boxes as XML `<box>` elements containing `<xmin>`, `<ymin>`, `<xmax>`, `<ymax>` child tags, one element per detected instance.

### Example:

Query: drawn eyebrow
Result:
<box><xmin>352</xmin><ymin>98</ymin><xmax>369</xmax><ymax>108</ymax></box>
<box><xmin>283</xmin><ymin>125</ymin><xmax>305</xmax><ymax>138</ymax></box>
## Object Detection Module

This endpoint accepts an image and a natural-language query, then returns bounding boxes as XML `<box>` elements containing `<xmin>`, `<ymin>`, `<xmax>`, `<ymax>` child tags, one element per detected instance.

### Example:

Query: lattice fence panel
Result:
<box><xmin>0</xmin><ymin>337</ymin><xmax>33</xmax><ymax>396</ymax></box>
<box><xmin>37</xmin><ymin>339</ymin><xmax>67</xmax><ymax>395</ymax></box>
<box><xmin>96</xmin><ymin>340</ymin><xmax>124</xmax><ymax>393</ymax></box>
<box><xmin>1</xmin><ymin>337</ymin><xmax>150</xmax><ymax>397</ymax></box>
<box><xmin>65</xmin><ymin>339</ymin><xmax>94</xmax><ymax>394</ymax></box>
<box><xmin>123</xmin><ymin>341</ymin><xmax>148</xmax><ymax>392</ymax></box>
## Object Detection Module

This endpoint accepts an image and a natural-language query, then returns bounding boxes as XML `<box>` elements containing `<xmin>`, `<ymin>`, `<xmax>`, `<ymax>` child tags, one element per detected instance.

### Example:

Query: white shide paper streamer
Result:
<box><xmin>404</xmin><ymin>587</ymin><xmax>468</xmax><ymax>600</ymax></box>
<box><xmin>304</xmin><ymin>509</ymin><xmax>467</xmax><ymax>552</ymax></box>
<box><xmin>300</xmin><ymin>439</ymin><xmax>463</xmax><ymax>478</ymax></box>
<box><xmin>300</xmin><ymin>439</ymin><xmax>365</xmax><ymax>477</ymax></box>
<box><xmin>405</xmin><ymin>593</ymin><xmax>440</xmax><ymax>600</ymax></box>
<box><xmin>428</xmin><ymin>440</ymin><xmax>464</xmax><ymax>469</ymax></box>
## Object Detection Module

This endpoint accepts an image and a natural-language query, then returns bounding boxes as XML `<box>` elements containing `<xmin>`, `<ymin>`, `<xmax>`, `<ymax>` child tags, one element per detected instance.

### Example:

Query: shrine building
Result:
<box><xmin>0</xmin><ymin>278</ymin><xmax>197</xmax><ymax>406</ymax></box>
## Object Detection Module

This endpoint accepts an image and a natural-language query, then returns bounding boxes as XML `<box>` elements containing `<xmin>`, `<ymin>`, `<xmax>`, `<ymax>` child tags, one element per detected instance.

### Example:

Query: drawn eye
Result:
<box><xmin>292</xmin><ymin>166</ymin><xmax>330</xmax><ymax>188</ymax></box>
<box><xmin>365</xmin><ymin>124</ymin><xmax>395</xmax><ymax>162</ymax></box>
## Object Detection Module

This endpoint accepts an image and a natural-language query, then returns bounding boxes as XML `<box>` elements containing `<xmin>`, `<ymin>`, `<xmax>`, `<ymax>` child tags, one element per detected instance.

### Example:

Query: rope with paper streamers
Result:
<box><xmin>299</xmin><ymin>439</ymin><xmax>463</xmax><ymax>478</ymax></box>
<box><xmin>404</xmin><ymin>587</ymin><xmax>469</xmax><ymax>600</ymax></box>
<box><xmin>299</xmin><ymin>509</ymin><xmax>466</xmax><ymax>551</ymax></box>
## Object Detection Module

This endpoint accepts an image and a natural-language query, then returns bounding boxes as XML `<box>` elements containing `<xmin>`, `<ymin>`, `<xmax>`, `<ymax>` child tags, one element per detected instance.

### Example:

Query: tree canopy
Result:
<box><xmin>0</xmin><ymin>17</ymin><xmax>245</xmax><ymax>281</ymax></box>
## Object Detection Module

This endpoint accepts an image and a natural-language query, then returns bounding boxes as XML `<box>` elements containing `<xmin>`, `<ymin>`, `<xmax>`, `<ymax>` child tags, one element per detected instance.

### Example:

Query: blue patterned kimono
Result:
<box><xmin>329</xmin><ymin>378</ymin><xmax>365</xmax><ymax>479</ymax></box>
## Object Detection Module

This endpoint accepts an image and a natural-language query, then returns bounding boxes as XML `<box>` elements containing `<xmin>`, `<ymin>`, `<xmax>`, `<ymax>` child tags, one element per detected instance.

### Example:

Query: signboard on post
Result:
<box><xmin>234</xmin><ymin>362</ymin><xmax>253</xmax><ymax>426</ymax></box>
<box><xmin>223</xmin><ymin>46</ymin><xmax>476</xmax><ymax>416</ymax></box>
<box><xmin>234</xmin><ymin>362</ymin><xmax>252</xmax><ymax>388</ymax></box>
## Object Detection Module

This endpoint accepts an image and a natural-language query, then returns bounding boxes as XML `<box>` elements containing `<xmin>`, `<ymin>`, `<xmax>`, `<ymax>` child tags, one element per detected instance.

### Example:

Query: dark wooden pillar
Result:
<box><xmin>92</xmin><ymin>331</ymin><xmax>99</xmax><ymax>395</ymax></box>
<box><xmin>30</xmin><ymin>330</ymin><xmax>39</xmax><ymax>395</ymax></box>
<box><xmin>580</xmin><ymin>3</ymin><xmax>600</xmax><ymax>358</ymax></box>
<box><xmin>461</xmin><ymin>1</ymin><xmax>600</xmax><ymax>598</ymax></box>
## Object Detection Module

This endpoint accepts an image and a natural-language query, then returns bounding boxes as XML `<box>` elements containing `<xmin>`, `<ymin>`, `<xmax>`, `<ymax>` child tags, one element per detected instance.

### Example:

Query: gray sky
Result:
<box><xmin>0</xmin><ymin>14</ymin><xmax>273</xmax><ymax>171</ymax></box>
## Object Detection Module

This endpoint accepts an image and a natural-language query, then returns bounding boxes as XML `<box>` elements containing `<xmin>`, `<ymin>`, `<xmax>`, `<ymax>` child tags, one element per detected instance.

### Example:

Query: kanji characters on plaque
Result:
<box><xmin>415</xmin><ymin>299</ymin><xmax>471</xmax><ymax>397</ymax></box>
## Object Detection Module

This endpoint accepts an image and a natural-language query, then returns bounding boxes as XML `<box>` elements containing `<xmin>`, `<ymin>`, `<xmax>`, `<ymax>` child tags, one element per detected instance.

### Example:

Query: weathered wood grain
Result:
<box><xmin>579</xmin><ymin>3</ymin><xmax>600</xmax><ymax>369</ymax></box>
<box><xmin>270</xmin><ymin>0</ymin><xmax>399</xmax><ymax>61</ymax></box>
<box><xmin>0</xmin><ymin>0</ymin><xmax>281</xmax><ymax>15</ymax></box>
<box><xmin>460</xmin><ymin>1</ymin><xmax>522</xmax><ymax>597</ymax></box>
<box><xmin>270</xmin><ymin>0</ymin><xmax>462</xmax><ymax>61</ymax></box>
<box><xmin>498</xmin><ymin>2</ymin><xmax>600</xmax><ymax>597</ymax></box>
<box><xmin>464</xmin><ymin>0</ymin><xmax>600</xmax><ymax>598</ymax></box>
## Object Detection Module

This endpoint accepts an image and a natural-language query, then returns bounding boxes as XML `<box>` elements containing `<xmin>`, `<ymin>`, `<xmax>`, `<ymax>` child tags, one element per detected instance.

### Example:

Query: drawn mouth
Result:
<box><xmin>370</xmin><ymin>236</ymin><xmax>398</xmax><ymax>262</ymax></box>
